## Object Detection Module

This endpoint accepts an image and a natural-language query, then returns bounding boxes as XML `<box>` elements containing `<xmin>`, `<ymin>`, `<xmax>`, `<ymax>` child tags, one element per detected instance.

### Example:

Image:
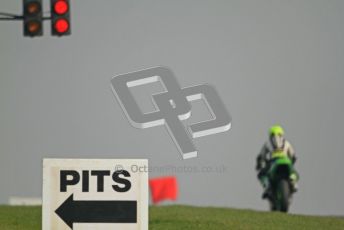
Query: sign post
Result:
<box><xmin>42</xmin><ymin>159</ymin><xmax>148</xmax><ymax>230</ymax></box>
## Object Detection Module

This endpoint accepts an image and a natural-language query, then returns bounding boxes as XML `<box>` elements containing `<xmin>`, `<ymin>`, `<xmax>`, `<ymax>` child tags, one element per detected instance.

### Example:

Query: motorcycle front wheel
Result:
<box><xmin>276</xmin><ymin>179</ymin><xmax>290</xmax><ymax>212</ymax></box>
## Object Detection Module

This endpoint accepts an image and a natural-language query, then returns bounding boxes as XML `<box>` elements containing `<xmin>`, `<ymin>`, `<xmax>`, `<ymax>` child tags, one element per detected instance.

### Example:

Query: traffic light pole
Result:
<box><xmin>0</xmin><ymin>12</ymin><xmax>23</xmax><ymax>20</ymax></box>
<box><xmin>0</xmin><ymin>15</ymin><xmax>51</xmax><ymax>20</ymax></box>
<box><xmin>0</xmin><ymin>18</ymin><xmax>22</xmax><ymax>21</ymax></box>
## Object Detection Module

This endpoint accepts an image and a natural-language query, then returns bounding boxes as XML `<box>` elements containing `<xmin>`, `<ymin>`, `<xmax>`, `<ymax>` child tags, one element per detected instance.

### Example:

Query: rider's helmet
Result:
<box><xmin>269</xmin><ymin>125</ymin><xmax>284</xmax><ymax>136</ymax></box>
<box><xmin>269</xmin><ymin>125</ymin><xmax>285</xmax><ymax>149</ymax></box>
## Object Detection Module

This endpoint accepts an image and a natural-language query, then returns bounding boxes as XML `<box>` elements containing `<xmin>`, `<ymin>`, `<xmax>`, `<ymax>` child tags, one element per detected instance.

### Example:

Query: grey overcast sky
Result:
<box><xmin>1</xmin><ymin>0</ymin><xmax>344</xmax><ymax>216</ymax></box>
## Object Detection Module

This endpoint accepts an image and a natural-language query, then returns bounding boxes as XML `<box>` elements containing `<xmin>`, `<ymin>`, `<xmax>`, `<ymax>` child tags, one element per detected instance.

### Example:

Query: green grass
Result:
<box><xmin>0</xmin><ymin>205</ymin><xmax>343</xmax><ymax>229</ymax></box>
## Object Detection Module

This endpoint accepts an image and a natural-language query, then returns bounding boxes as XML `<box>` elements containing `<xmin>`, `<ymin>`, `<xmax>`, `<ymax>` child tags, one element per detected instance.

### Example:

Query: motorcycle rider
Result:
<box><xmin>256</xmin><ymin>125</ymin><xmax>298</xmax><ymax>199</ymax></box>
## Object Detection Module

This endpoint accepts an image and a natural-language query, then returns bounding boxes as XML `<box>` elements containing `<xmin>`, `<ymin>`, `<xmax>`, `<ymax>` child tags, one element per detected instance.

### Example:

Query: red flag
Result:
<box><xmin>149</xmin><ymin>176</ymin><xmax>178</xmax><ymax>204</ymax></box>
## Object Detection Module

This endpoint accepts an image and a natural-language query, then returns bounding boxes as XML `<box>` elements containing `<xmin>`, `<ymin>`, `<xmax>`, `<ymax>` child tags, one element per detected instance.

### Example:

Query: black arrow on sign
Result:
<box><xmin>55</xmin><ymin>194</ymin><xmax>137</xmax><ymax>229</ymax></box>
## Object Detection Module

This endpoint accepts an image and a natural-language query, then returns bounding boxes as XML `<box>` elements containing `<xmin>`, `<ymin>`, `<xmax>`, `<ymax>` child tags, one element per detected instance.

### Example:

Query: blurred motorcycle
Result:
<box><xmin>266</xmin><ymin>152</ymin><xmax>298</xmax><ymax>212</ymax></box>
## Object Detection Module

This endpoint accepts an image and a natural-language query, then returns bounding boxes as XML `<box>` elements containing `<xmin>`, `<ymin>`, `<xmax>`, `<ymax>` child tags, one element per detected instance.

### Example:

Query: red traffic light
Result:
<box><xmin>54</xmin><ymin>18</ymin><xmax>69</xmax><ymax>34</ymax></box>
<box><xmin>51</xmin><ymin>0</ymin><xmax>71</xmax><ymax>36</ymax></box>
<box><xmin>54</xmin><ymin>0</ymin><xmax>68</xmax><ymax>15</ymax></box>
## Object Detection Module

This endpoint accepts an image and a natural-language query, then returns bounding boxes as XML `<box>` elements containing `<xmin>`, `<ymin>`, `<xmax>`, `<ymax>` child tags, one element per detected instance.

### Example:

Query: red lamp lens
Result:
<box><xmin>54</xmin><ymin>1</ymin><xmax>68</xmax><ymax>15</ymax></box>
<box><xmin>54</xmin><ymin>19</ymin><xmax>69</xmax><ymax>33</ymax></box>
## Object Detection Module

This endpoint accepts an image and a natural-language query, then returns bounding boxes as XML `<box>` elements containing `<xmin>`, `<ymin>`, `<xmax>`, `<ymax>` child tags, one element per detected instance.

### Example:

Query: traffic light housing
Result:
<box><xmin>51</xmin><ymin>0</ymin><xmax>71</xmax><ymax>36</ymax></box>
<box><xmin>23</xmin><ymin>0</ymin><xmax>43</xmax><ymax>37</ymax></box>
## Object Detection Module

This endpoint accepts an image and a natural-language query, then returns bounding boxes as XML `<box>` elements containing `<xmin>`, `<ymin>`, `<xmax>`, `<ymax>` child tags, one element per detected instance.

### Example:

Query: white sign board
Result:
<box><xmin>42</xmin><ymin>159</ymin><xmax>148</xmax><ymax>230</ymax></box>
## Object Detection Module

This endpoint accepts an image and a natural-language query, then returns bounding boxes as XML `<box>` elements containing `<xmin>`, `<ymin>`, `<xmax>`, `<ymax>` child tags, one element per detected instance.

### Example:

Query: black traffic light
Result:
<box><xmin>23</xmin><ymin>0</ymin><xmax>43</xmax><ymax>37</ymax></box>
<box><xmin>51</xmin><ymin>0</ymin><xmax>71</xmax><ymax>36</ymax></box>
